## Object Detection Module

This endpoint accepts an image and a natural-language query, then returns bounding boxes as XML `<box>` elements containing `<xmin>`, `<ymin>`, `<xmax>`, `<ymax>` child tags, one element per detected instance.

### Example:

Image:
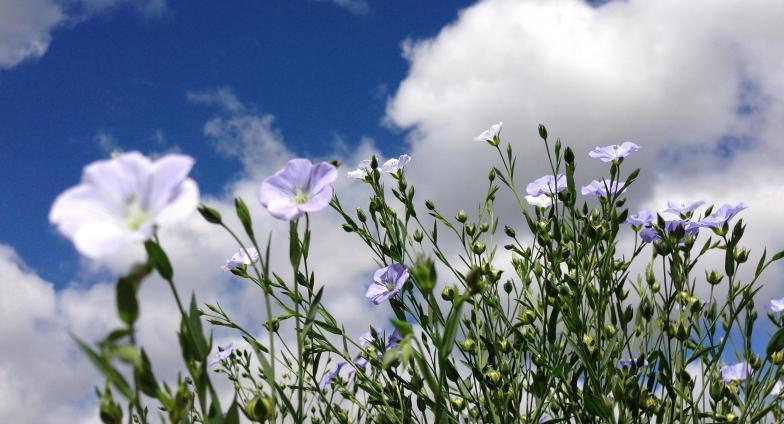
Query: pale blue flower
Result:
<box><xmin>381</xmin><ymin>155</ymin><xmax>411</xmax><ymax>173</ymax></box>
<box><xmin>209</xmin><ymin>344</ymin><xmax>235</xmax><ymax>367</ymax></box>
<box><xmin>526</xmin><ymin>174</ymin><xmax>566</xmax><ymax>197</ymax></box>
<box><xmin>473</xmin><ymin>122</ymin><xmax>503</xmax><ymax>143</ymax></box>
<box><xmin>767</xmin><ymin>297</ymin><xmax>784</xmax><ymax>313</ymax></box>
<box><xmin>221</xmin><ymin>247</ymin><xmax>259</xmax><ymax>272</ymax></box>
<box><xmin>627</xmin><ymin>210</ymin><xmax>655</xmax><ymax>227</ymax></box>
<box><xmin>640</xmin><ymin>227</ymin><xmax>660</xmax><ymax>243</ymax></box>
<box><xmin>581</xmin><ymin>179</ymin><xmax>625</xmax><ymax>196</ymax></box>
<box><xmin>525</xmin><ymin>194</ymin><xmax>554</xmax><ymax>208</ymax></box>
<box><xmin>663</xmin><ymin>200</ymin><xmax>704</xmax><ymax>215</ymax></box>
<box><xmin>365</xmin><ymin>263</ymin><xmax>409</xmax><ymax>305</ymax></box>
<box><xmin>698</xmin><ymin>203</ymin><xmax>748</xmax><ymax>228</ymax></box>
<box><xmin>259</xmin><ymin>158</ymin><xmax>337</xmax><ymax>221</ymax></box>
<box><xmin>49</xmin><ymin>152</ymin><xmax>199</xmax><ymax>258</ymax></box>
<box><xmin>588</xmin><ymin>142</ymin><xmax>640</xmax><ymax>162</ymax></box>
<box><xmin>616</xmin><ymin>358</ymin><xmax>650</xmax><ymax>370</ymax></box>
<box><xmin>319</xmin><ymin>362</ymin><xmax>347</xmax><ymax>389</ymax></box>
<box><xmin>721</xmin><ymin>362</ymin><xmax>751</xmax><ymax>383</ymax></box>
<box><xmin>347</xmin><ymin>159</ymin><xmax>372</xmax><ymax>180</ymax></box>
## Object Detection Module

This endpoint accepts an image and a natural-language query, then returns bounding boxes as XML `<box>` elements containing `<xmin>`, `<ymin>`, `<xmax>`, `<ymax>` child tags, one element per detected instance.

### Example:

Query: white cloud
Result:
<box><xmin>328</xmin><ymin>0</ymin><xmax>371</xmax><ymax>15</ymax></box>
<box><xmin>385</xmin><ymin>0</ymin><xmax>784</xmax><ymax>292</ymax></box>
<box><xmin>0</xmin><ymin>0</ymin><xmax>166</xmax><ymax>70</ymax></box>
<box><xmin>0</xmin><ymin>88</ymin><xmax>391</xmax><ymax>422</ymax></box>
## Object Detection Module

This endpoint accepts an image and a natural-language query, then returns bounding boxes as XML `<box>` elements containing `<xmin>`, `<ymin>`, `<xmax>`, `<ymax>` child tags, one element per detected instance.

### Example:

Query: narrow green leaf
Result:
<box><xmin>73</xmin><ymin>336</ymin><xmax>134</xmax><ymax>400</ymax></box>
<box><xmin>145</xmin><ymin>240</ymin><xmax>173</xmax><ymax>281</ymax></box>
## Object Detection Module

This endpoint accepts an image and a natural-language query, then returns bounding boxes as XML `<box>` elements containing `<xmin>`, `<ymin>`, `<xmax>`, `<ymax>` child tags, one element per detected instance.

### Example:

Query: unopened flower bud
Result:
<box><xmin>503</xmin><ymin>280</ymin><xmax>513</xmax><ymax>293</ymax></box>
<box><xmin>604</xmin><ymin>324</ymin><xmax>617</xmax><ymax>337</ymax></box>
<box><xmin>772</xmin><ymin>352</ymin><xmax>784</xmax><ymax>365</ymax></box>
<box><xmin>441</xmin><ymin>285</ymin><xmax>456</xmax><ymax>301</ymax></box>
<box><xmin>484</xmin><ymin>369</ymin><xmax>501</xmax><ymax>385</ymax></box>
<box><xmin>479</xmin><ymin>222</ymin><xmax>489</xmax><ymax>232</ymax></box>
<box><xmin>451</xmin><ymin>397</ymin><xmax>465</xmax><ymax>411</ymax></box>
<box><xmin>341</xmin><ymin>223</ymin><xmax>354</xmax><ymax>232</ymax></box>
<box><xmin>413</xmin><ymin>229</ymin><xmax>423</xmax><ymax>243</ymax></box>
<box><xmin>472</xmin><ymin>242</ymin><xmax>486</xmax><ymax>255</ymax></box>
<box><xmin>456</xmin><ymin>210</ymin><xmax>467</xmax><ymax>223</ymax></box>
<box><xmin>651</xmin><ymin>281</ymin><xmax>660</xmax><ymax>293</ymax></box>
<box><xmin>465</xmin><ymin>223</ymin><xmax>476</xmax><ymax>236</ymax></box>
<box><xmin>245</xmin><ymin>395</ymin><xmax>274</xmax><ymax>422</ymax></box>
<box><xmin>488</xmin><ymin>168</ymin><xmax>496</xmax><ymax>182</ymax></box>
<box><xmin>520</xmin><ymin>309</ymin><xmax>537</xmax><ymax>325</ymax></box>
<box><xmin>706</xmin><ymin>269</ymin><xmax>723</xmax><ymax>285</ymax></box>
<box><xmin>538</xmin><ymin>124</ymin><xmax>548</xmax><ymax>140</ymax></box>
<box><xmin>645</xmin><ymin>263</ymin><xmax>656</xmax><ymax>285</ymax></box>
<box><xmin>735</xmin><ymin>248</ymin><xmax>750</xmax><ymax>263</ymax></box>
<box><xmin>499</xmin><ymin>339</ymin><xmax>512</xmax><ymax>353</ymax></box>
<box><xmin>504</xmin><ymin>226</ymin><xmax>516</xmax><ymax>238</ymax></box>
<box><xmin>425</xmin><ymin>200</ymin><xmax>435</xmax><ymax>210</ymax></box>
<box><xmin>459</xmin><ymin>338</ymin><xmax>477</xmax><ymax>353</ymax></box>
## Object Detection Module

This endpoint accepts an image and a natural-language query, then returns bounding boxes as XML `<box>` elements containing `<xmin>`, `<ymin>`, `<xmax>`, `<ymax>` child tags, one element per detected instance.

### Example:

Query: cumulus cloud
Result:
<box><xmin>0</xmin><ymin>0</ymin><xmax>166</xmax><ymax>70</ymax></box>
<box><xmin>385</xmin><ymin>0</ymin><xmax>784</xmax><ymax>296</ymax></box>
<box><xmin>1</xmin><ymin>87</ymin><xmax>391</xmax><ymax>421</ymax></box>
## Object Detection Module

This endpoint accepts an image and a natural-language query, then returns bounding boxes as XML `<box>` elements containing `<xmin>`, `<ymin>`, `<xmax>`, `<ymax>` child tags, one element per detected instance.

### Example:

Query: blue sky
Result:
<box><xmin>0</xmin><ymin>0</ymin><xmax>474</xmax><ymax>287</ymax></box>
<box><xmin>2</xmin><ymin>1</ymin><xmax>784</xmax><ymax>421</ymax></box>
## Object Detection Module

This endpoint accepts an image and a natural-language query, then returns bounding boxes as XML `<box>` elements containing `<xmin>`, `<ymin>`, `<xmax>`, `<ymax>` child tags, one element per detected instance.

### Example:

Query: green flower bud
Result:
<box><xmin>465</xmin><ymin>223</ymin><xmax>476</xmax><ymax>236</ymax></box>
<box><xmin>245</xmin><ymin>395</ymin><xmax>274</xmax><ymax>422</ymax></box>
<box><xmin>451</xmin><ymin>397</ymin><xmax>465</xmax><ymax>411</ymax></box>
<box><xmin>472</xmin><ymin>242</ymin><xmax>486</xmax><ymax>255</ymax></box>
<box><xmin>370</xmin><ymin>156</ymin><xmax>378</xmax><ymax>169</ymax></box>
<box><xmin>538</xmin><ymin>124</ymin><xmax>548</xmax><ymax>140</ymax></box>
<box><xmin>459</xmin><ymin>338</ymin><xmax>477</xmax><ymax>353</ymax></box>
<box><xmin>604</xmin><ymin>324</ymin><xmax>617</xmax><ymax>337</ymax></box>
<box><xmin>425</xmin><ymin>200</ymin><xmax>435</xmax><ymax>210</ymax></box>
<box><xmin>479</xmin><ymin>222</ymin><xmax>489</xmax><ymax>232</ymax></box>
<box><xmin>341</xmin><ymin>223</ymin><xmax>354</xmax><ymax>232</ymax></box>
<box><xmin>197</xmin><ymin>204</ymin><xmax>223</xmax><ymax>224</ymax></box>
<box><xmin>645</xmin><ymin>263</ymin><xmax>656</xmax><ymax>286</ymax></box>
<box><xmin>676</xmin><ymin>322</ymin><xmax>690</xmax><ymax>341</ymax></box>
<box><xmin>503</xmin><ymin>280</ymin><xmax>513</xmax><ymax>293</ymax></box>
<box><xmin>456</xmin><ymin>210</ymin><xmax>468</xmax><ymax>223</ymax></box>
<box><xmin>519</xmin><ymin>308</ymin><xmax>537</xmax><ymax>325</ymax></box>
<box><xmin>735</xmin><ymin>248</ymin><xmax>750</xmax><ymax>263</ymax></box>
<box><xmin>484</xmin><ymin>369</ymin><xmax>501</xmax><ymax>385</ymax></box>
<box><xmin>651</xmin><ymin>281</ymin><xmax>660</xmax><ymax>293</ymax></box>
<box><xmin>413</xmin><ymin>229</ymin><xmax>423</xmax><ymax>243</ymax></box>
<box><xmin>441</xmin><ymin>285</ymin><xmax>456</xmax><ymax>301</ymax></box>
<box><xmin>504</xmin><ymin>226</ymin><xmax>516</xmax><ymax>238</ymax></box>
<box><xmin>772</xmin><ymin>352</ymin><xmax>784</xmax><ymax>365</ymax></box>
<box><xmin>499</xmin><ymin>339</ymin><xmax>512</xmax><ymax>353</ymax></box>
<box><xmin>356</xmin><ymin>208</ymin><xmax>367</xmax><ymax>223</ymax></box>
<box><xmin>706</xmin><ymin>269</ymin><xmax>723</xmax><ymax>285</ymax></box>
<box><xmin>488</xmin><ymin>168</ymin><xmax>496</xmax><ymax>182</ymax></box>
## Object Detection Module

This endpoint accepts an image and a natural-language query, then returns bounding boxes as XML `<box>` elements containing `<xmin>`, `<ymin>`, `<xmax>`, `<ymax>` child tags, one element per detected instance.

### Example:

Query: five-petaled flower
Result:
<box><xmin>663</xmin><ymin>200</ymin><xmax>705</xmax><ymax>215</ymax></box>
<box><xmin>526</xmin><ymin>174</ymin><xmax>567</xmax><ymax>197</ymax></box>
<box><xmin>365</xmin><ymin>263</ymin><xmax>409</xmax><ymax>305</ymax></box>
<box><xmin>209</xmin><ymin>344</ymin><xmax>235</xmax><ymax>367</ymax></box>
<box><xmin>525</xmin><ymin>194</ymin><xmax>554</xmax><ymax>208</ymax></box>
<box><xmin>588</xmin><ymin>142</ymin><xmax>640</xmax><ymax>162</ymax></box>
<box><xmin>627</xmin><ymin>210</ymin><xmax>655</xmax><ymax>227</ymax></box>
<box><xmin>259</xmin><ymin>158</ymin><xmax>337</xmax><ymax>221</ymax></box>
<box><xmin>381</xmin><ymin>154</ymin><xmax>411</xmax><ymax>174</ymax></box>
<box><xmin>347</xmin><ymin>159</ymin><xmax>372</xmax><ymax>180</ymax></box>
<box><xmin>319</xmin><ymin>362</ymin><xmax>347</xmax><ymax>389</ymax></box>
<box><xmin>221</xmin><ymin>247</ymin><xmax>260</xmax><ymax>272</ymax></box>
<box><xmin>767</xmin><ymin>297</ymin><xmax>784</xmax><ymax>313</ymax></box>
<box><xmin>581</xmin><ymin>179</ymin><xmax>626</xmax><ymax>197</ymax></box>
<box><xmin>473</xmin><ymin>122</ymin><xmax>503</xmax><ymax>143</ymax></box>
<box><xmin>49</xmin><ymin>152</ymin><xmax>199</xmax><ymax>258</ymax></box>
<box><xmin>698</xmin><ymin>203</ymin><xmax>747</xmax><ymax>228</ymax></box>
<box><xmin>721</xmin><ymin>362</ymin><xmax>751</xmax><ymax>383</ymax></box>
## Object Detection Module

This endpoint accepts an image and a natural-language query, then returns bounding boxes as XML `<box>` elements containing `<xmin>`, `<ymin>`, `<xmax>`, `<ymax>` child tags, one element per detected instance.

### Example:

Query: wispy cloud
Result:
<box><xmin>327</xmin><ymin>0</ymin><xmax>371</xmax><ymax>16</ymax></box>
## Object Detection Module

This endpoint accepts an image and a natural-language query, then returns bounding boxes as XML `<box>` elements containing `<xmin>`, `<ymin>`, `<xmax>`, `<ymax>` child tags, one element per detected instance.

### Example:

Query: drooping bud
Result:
<box><xmin>441</xmin><ymin>285</ymin><xmax>457</xmax><ymax>301</ymax></box>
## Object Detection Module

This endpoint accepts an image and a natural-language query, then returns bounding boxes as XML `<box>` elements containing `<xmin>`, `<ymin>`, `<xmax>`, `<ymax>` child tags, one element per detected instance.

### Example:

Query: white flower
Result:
<box><xmin>49</xmin><ymin>152</ymin><xmax>199</xmax><ymax>258</ymax></box>
<box><xmin>347</xmin><ymin>159</ymin><xmax>372</xmax><ymax>179</ymax></box>
<box><xmin>525</xmin><ymin>194</ymin><xmax>554</xmax><ymax>208</ymax></box>
<box><xmin>381</xmin><ymin>154</ymin><xmax>411</xmax><ymax>173</ymax></box>
<box><xmin>772</xmin><ymin>381</ymin><xmax>784</xmax><ymax>397</ymax></box>
<box><xmin>473</xmin><ymin>122</ymin><xmax>503</xmax><ymax>142</ymax></box>
<box><xmin>221</xmin><ymin>247</ymin><xmax>260</xmax><ymax>272</ymax></box>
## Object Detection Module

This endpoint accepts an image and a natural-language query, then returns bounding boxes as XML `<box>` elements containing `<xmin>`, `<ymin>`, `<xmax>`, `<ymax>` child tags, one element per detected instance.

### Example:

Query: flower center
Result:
<box><xmin>293</xmin><ymin>187</ymin><xmax>310</xmax><ymax>205</ymax></box>
<box><xmin>124</xmin><ymin>198</ymin><xmax>152</xmax><ymax>231</ymax></box>
<box><xmin>384</xmin><ymin>279</ymin><xmax>397</xmax><ymax>292</ymax></box>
